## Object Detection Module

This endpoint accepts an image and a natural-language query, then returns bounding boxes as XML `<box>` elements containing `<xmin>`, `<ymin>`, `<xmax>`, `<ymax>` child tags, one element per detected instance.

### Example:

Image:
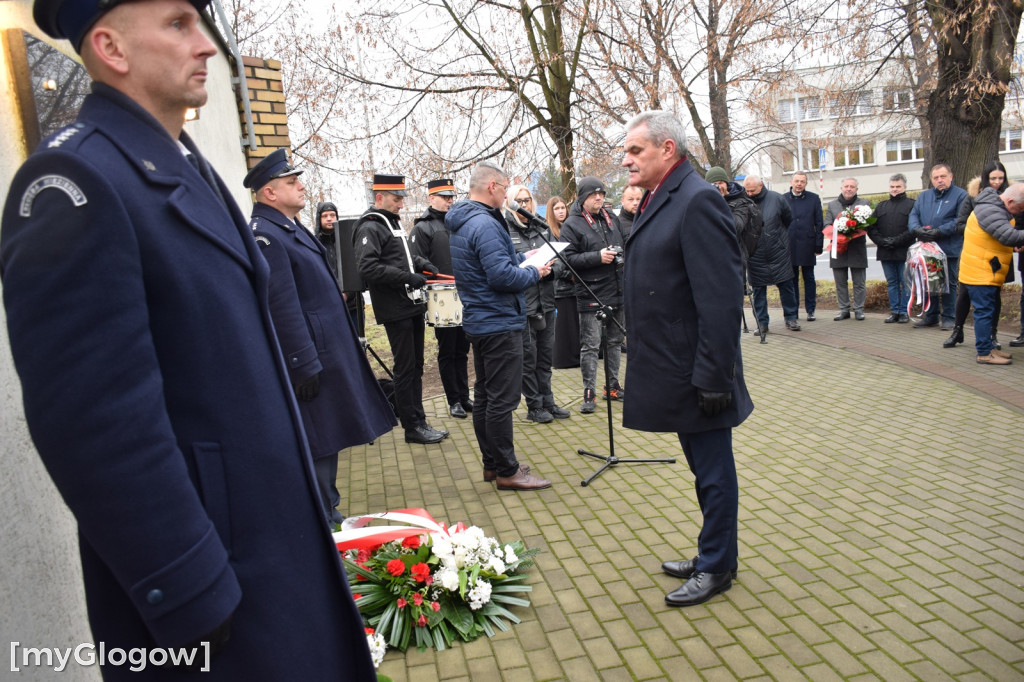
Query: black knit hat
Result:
<box><xmin>576</xmin><ymin>177</ymin><xmax>607</xmax><ymax>203</ymax></box>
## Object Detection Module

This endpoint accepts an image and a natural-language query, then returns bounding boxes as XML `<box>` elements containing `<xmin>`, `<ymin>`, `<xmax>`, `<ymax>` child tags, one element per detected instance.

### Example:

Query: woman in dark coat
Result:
<box><xmin>548</xmin><ymin>196</ymin><xmax>581</xmax><ymax>368</ymax></box>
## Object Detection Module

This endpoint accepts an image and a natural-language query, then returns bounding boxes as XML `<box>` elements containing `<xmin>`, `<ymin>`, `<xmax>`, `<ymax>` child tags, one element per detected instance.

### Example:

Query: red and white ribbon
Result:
<box><xmin>333</xmin><ymin>508</ymin><xmax>465</xmax><ymax>551</ymax></box>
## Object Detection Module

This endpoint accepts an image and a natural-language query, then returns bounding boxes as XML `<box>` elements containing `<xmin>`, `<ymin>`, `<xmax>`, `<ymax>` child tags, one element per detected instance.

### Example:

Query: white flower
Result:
<box><xmin>467</xmin><ymin>579</ymin><xmax>492</xmax><ymax>610</ymax></box>
<box><xmin>504</xmin><ymin>545</ymin><xmax>518</xmax><ymax>565</ymax></box>
<box><xmin>431</xmin><ymin>535</ymin><xmax>454</xmax><ymax>562</ymax></box>
<box><xmin>435</xmin><ymin>567</ymin><xmax>460</xmax><ymax>592</ymax></box>
<box><xmin>486</xmin><ymin>555</ymin><xmax>506</xmax><ymax>574</ymax></box>
<box><xmin>367</xmin><ymin>632</ymin><xmax>386</xmax><ymax>668</ymax></box>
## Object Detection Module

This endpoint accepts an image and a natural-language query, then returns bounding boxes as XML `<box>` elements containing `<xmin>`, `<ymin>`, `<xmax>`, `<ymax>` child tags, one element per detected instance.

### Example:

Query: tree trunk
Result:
<box><xmin>925</xmin><ymin>0</ymin><xmax>1022</xmax><ymax>184</ymax></box>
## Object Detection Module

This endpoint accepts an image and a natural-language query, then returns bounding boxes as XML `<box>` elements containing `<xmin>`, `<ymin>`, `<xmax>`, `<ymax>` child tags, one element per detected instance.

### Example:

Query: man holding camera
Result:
<box><xmin>561</xmin><ymin>177</ymin><xmax>626</xmax><ymax>414</ymax></box>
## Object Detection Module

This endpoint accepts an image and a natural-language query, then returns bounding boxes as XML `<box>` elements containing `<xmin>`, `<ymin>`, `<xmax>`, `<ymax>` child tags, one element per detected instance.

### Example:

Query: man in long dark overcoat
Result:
<box><xmin>620</xmin><ymin>110</ymin><xmax>754</xmax><ymax>608</ymax></box>
<box><xmin>246</xmin><ymin>149</ymin><xmax>395</xmax><ymax>526</ymax></box>
<box><xmin>1</xmin><ymin>0</ymin><xmax>378</xmax><ymax>678</ymax></box>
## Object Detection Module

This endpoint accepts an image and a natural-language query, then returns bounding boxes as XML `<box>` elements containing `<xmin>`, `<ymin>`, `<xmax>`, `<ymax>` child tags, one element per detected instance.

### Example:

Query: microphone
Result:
<box><xmin>508</xmin><ymin>200</ymin><xmax>549</xmax><ymax>229</ymax></box>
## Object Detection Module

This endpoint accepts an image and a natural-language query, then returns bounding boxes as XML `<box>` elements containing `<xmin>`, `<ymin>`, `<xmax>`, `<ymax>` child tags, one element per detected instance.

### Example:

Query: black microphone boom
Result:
<box><xmin>508</xmin><ymin>199</ymin><xmax>549</xmax><ymax>228</ymax></box>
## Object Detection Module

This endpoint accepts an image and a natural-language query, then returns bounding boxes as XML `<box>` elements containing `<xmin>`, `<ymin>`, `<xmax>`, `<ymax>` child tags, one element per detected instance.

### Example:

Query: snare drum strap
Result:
<box><xmin>365</xmin><ymin>211</ymin><xmax>416</xmax><ymax>275</ymax></box>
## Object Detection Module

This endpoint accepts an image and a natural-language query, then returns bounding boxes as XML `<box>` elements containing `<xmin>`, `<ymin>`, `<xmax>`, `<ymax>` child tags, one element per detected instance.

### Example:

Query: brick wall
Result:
<box><xmin>239</xmin><ymin>56</ymin><xmax>292</xmax><ymax>169</ymax></box>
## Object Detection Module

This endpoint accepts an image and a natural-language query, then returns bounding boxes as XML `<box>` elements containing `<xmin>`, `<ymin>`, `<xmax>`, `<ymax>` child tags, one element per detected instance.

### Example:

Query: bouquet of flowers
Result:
<box><xmin>824</xmin><ymin>204</ymin><xmax>876</xmax><ymax>256</ymax></box>
<box><xmin>904</xmin><ymin>241</ymin><xmax>948</xmax><ymax>315</ymax></box>
<box><xmin>337</xmin><ymin>509</ymin><xmax>540</xmax><ymax>653</ymax></box>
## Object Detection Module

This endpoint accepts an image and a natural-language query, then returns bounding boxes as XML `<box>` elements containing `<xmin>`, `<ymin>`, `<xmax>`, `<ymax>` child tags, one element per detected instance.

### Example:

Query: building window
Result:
<box><xmin>834</xmin><ymin>143</ymin><xmax>875</xmax><ymax>167</ymax></box>
<box><xmin>883</xmin><ymin>89</ymin><xmax>913</xmax><ymax>111</ymax></box>
<box><xmin>778</xmin><ymin>97</ymin><xmax>821</xmax><ymax>123</ymax></box>
<box><xmin>885</xmin><ymin>139</ymin><xmax>923</xmax><ymax>162</ymax></box>
<box><xmin>999</xmin><ymin>128</ymin><xmax>1023</xmax><ymax>151</ymax></box>
<box><xmin>781</xmin><ymin>147</ymin><xmax>820</xmax><ymax>173</ymax></box>
<box><xmin>830</xmin><ymin>91</ymin><xmax>872</xmax><ymax>117</ymax></box>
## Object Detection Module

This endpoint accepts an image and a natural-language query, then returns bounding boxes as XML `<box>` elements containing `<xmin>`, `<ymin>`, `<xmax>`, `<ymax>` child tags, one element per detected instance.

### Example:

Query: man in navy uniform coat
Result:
<box><xmin>620</xmin><ymin>111</ymin><xmax>754</xmax><ymax>607</ymax></box>
<box><xmin>1</xmin><ymin>0</ymin><xmax>377</xmax><ymax>678</ymax></box>
<box><xmin>245</xmin><ymin>149</ymin><xmax>395</xmax><ymax>526</ymax></box>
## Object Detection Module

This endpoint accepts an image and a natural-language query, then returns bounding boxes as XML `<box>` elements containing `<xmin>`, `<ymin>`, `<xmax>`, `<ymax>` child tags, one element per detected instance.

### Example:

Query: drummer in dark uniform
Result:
<box><xmin>411</xmin><ymin>178</ymin><xmax>473</xmax><ymax>419</ymax></box>
<box><xmin>354</xmin><ymin>174</ymin><xmax>445</xmax><ymax>444</ymax></box>
<box><xmin>244</xmin><ymin>149</ymin><xmax>396</xmax><ymax>526</ymax></box>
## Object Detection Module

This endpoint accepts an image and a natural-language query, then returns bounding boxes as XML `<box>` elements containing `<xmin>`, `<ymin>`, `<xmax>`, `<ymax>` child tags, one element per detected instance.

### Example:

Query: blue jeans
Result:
<box><xmin>678</xmin><ymin>428</ymin><xmax>738</xmax><ymax>574</ymax></box>
<box><xmin>881</xmin><ymin>260</ymin><xmax>908</xmax><ymax>314</ymax></box>
<box><xmin>752</xmin><ymin>278</ymin><xmax>799</xmax><ymax>327</ymax></box>
<box><xmin>965</xmin><ymin>284</ymin><xmax>999</xmax><ymax>356</ymax></box>
<box><xmin>792</xmin><ymin>265</ymin><xmax>816</xmax><ymax>314</ymax></box>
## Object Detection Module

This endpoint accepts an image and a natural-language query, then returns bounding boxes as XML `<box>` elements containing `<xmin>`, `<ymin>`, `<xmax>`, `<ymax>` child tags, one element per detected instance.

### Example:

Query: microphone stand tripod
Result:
<box><xmin>508</xmin><ymin>201</ymin><xmax>676</xmax><ymax>487</ymax></box>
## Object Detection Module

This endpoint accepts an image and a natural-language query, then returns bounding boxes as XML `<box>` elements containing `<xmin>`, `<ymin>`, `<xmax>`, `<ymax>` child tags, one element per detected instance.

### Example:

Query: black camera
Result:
<box><xmin>609</xmin><ymin>245</ymin><xmax>624</xmax><ymax>266</ymax></box>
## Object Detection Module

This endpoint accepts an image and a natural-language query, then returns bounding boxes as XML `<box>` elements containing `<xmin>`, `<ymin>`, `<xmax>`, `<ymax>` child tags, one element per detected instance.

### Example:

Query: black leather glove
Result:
<box><xmin>913</xmin><ymin>227</ymin><xmax>936</xmax><ymax>242</ymax></box>
<box><xmin>877</xmin><ymin>237</ymin><xmax>894</xmax><ymax>249</ymax></box>
<box><xmin>406</xmin><ymin>272</ymin><xmax>428</xmax><ymax>288</ymax></box>
<box><xmin>423</xmin><ymin>262</ymin><xmax>439</xmax><ymax>277</ymax></box>
<box><xmin>697</xmin><ymin>390</ymin><xmax>732</xmax><ymax>417</ymax></box>
<box><xmin>162</xmin><ymin>614</ymin><xmax>232</xmax><ymax>671</ymax></box>
<box><xmin>295</xmin><ymin>372</ymin><xmax>321</xmax><ymax>402</ymax></box>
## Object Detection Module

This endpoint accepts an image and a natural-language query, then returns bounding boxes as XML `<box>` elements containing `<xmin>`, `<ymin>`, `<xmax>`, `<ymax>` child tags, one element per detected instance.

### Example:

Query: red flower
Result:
<box><xmin>411</xmin><ymin>562</ymin><xmax>431</xmax><ymax>583</ymax></box>
<box><xmin>417</xmin><ymin>614</ymin><xmax>428</xmax><ymax>627</ymax></box>
<box><xmin>846</xmin><ymin>219</ymin><xmax>857</xmax><ymax>228</ymax></box>
<box><xmin>386</xmin><ymin>559</ymin><xmax>406</xmax><ymax>577</ymax></box>
<box><xmin>431</xmin><ymin>601</ymin><xmax>441</xmax><ymax>612</ymax></box>
<box><xmin>402</xmin><ymin>535</ymin><xmax>421</xmax><ymax>550</ymax></box>
<box><xmin>413</xmin><ymin>593</ymin><xmax>424</xmax><ymax>606</ymax></box>
<box><xmin>364</xmin><ymin>627</ymin><xmax>375</xmax><ymax>635</ymax></box>
<box><xmin>356</xmin><ymin>562</ymin><xmax>369</xmax><ymax>581</ymax></box>
<box><xmin>356</xmin><ymin>549</ymin><xmax>371</xmax><ymax>563</ymax></box>
<box><xmin>353</xmin><ymin>593</ymin><xmax>362</xmax><ymax>600</ymax></box>
<box><xmin>397</xmin><ymin>597</ymin><xmax>407</xmax><ymax>609</ymax></box>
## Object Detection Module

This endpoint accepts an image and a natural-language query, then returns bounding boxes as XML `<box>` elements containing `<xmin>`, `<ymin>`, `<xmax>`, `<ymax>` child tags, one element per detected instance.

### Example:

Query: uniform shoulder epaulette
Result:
<box><xmin>40</xmin><ymin>122</ymin><xmax>97</xmax><ymax>153</ymax></box>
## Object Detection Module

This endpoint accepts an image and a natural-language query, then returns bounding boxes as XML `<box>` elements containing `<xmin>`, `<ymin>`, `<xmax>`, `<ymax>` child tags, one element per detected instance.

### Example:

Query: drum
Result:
<box><xmin>424</xmin><ymin>282</ymin><xmax>462</xmax><ymax>327</ymax></box>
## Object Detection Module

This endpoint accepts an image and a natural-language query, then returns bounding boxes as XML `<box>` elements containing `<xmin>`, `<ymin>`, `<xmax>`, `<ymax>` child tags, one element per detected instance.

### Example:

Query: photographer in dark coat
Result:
<box><xmin>355</xmin><ymin>174</ymin><xmax>445</xmax><ymax>445</ymax></box>
<box><xmin>744</xmin><ymin>175</ymin><xmax>800</xmax><ymax>332</ymax></box>
<box><xmin>561</xmin><ymin>177</ymin><xmax>626</xmax><ymax>413</ymax></box>
<box><xmin>621</xmin><ymin>111</ymin><xmax>753</xmax><ymax>608</ymax></box>
<box><xmin>410</xmin><ymin>178</ymin><xmax>473</xmax><ymax>418</ymax></box>
<box><xmin>866</xmin><ymin>173</ymin><xmax>916</xmax><ymax>324</ymax></box>
<box><xmin>247</xmin><ymin>151</ymin><xmax>396</xmax><ymax>526</ymax></box>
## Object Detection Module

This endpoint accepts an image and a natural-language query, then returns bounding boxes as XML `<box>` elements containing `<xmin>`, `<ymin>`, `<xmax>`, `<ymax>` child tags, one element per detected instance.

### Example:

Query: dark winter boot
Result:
<box><xmin>942</xmin><ymin>325</ymin><xmax>964</xmax><ymax>348</ymax></box>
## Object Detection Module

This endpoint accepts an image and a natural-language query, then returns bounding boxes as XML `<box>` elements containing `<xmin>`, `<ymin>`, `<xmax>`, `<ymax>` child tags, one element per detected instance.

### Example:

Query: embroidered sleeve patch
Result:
<box><xmin>255</xmin><ymin>235</ymin><xmax>271</xmax><ymax>246</ymax></box>
<box><xmin>19</xmin><ymin>175</ymin><xmax>88</xmax><ymax>217</ymax></box>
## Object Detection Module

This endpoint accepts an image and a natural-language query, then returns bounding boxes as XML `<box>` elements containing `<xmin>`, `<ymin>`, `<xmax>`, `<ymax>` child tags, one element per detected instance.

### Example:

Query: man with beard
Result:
<box><xmin>618</xmin><ymin>185</ymin><xmax>644</xmax><ymax>239</ymax></box>
<box><xmin>355</xmin><ymin>174</ymin><xmax>445</xmax><ymax>444</ymax></box>
<box><xmin>1</xmin><ymin>0</ymin><xmax>377</xmax><ymax>676</ymax></box>
<box><xmin>411</xmin><ymin>178</ymin><xmax>473</xmax><ymax>419</ymax></box>
<box><xmin>561</xmin><ymin>177</ymin><xmax>626</xmax><ymax>414</ymax></box>
<box><xmin>825</xmin><ymin>177</ymin><xmax>871</xmax><ymax>321</ymax></box>
<box><xmin>246</xmin><ymin>150</ymin><xmax>396</xmax><ymax>527</ymax></box>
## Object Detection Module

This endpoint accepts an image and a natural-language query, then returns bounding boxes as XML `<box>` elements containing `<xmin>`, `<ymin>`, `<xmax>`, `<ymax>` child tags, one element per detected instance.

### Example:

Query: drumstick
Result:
<box><xmin>424</xmin><ymin>271</ymin><xmax>455</xmax><ymax>279</ymax></box>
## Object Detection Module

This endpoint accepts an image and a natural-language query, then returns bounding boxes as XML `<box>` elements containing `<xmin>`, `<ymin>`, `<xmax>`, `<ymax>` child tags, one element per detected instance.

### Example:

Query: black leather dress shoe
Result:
<box><xmin>449</xmin><ymin>403</ymin><xmax>467</xmax><ymax>418</ymax></box>
<box><xmin>547</xmin><ymin>405</ymin><xmax>571</xmax><ymax>419</ymax></box>
<box><xmin>913</xmin><ymin>318</ymin><xmax>938</xmax><ymax>328</ymax></box>
<box><xmin>854</xmin><ymin>312</ymin><xmax>865</xmax><ymax>321</ymax></box>
<box><xmin>405</xmin><ymin>425</ymin><xmax>444</xmax><ymax>444</ymax></box>
<box><xmin>665</xmin><ymin>571</ymin><xmax>732</xmax><ymax>607</ymax></box>
<box><xmin>833</xmin><ymin>312</ymin><xmax>850</xmax><ymax>321</ymax></box>
<box><xmin>884</xmin><ymin>313</ymin><xmax>899</xmax><ymax>323</ymax></box>
<box><xmin>662</xmin><ymin>557</ymin><xmax>738</xmax><ymax>580</ymax></box>
<box><xmin>1010</xmin><ymin>334</ymin><xmax>1024</xmax><ymax>347</ymax></box>
<box><xmin>462</xmin><ymin>400</ymin><xmax>474</xmax><ymax>412</ymax></box>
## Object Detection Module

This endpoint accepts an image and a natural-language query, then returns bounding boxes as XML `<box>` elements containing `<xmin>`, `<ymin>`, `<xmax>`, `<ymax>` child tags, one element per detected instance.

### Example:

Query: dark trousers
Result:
<box><xmin>678</xmin><ymin>428</ymin><xmax>738</xmax><ymax>575</ymax></box>
<box><xmin>313</xmin><ymin>453</ymin><xmax>343</xmax><ymax>525</ymax></box>
<box><xmin>383</xmin><ymin>316</ymin><xmax>426</xmax><ymax>430</ymax></box>
<box><xmin>522</xmin><ymin>310</ymin><xmax>555</xmax><ymax>410</ymax></box>
<box><xmin>953</xmin><ymin>281</ymin><xmax>1001</xmax><ymax>331</ymax></box>
<box><xmin>751</xmin><ymin>278</ymin><xmax>799</xmax><ymax>326</ymax></box>
<box><xmin>467</xmin><ymin>330</ymin><xmax>523</xmax><ymax>477</ymax></box>
<box><xmin>434</xmin><ymin>325</ymin><xmax>470</xmax><ymax>406</ymax></box>
<box><xmin>792</xmin><ymin>265</ymin><xmax>816</xmax><ymax>314</ymax></box>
